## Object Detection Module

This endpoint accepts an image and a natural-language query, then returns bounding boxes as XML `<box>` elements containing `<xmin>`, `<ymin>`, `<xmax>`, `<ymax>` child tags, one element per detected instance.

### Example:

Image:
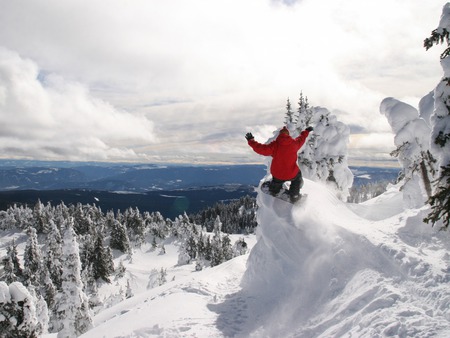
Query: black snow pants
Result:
<box><xmin>269</xmin><ymin>171</ymin><xmax>304</xmax><ymax>197</ymax></box>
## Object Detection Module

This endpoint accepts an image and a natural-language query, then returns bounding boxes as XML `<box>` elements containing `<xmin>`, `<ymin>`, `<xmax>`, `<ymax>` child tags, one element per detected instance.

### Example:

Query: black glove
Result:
<box><xmin>245</xmin><ymin>132</ymin><xmax>254</xmax><ymax>141</ymax></box>
<box><xmin>305</xmin><ymin>126</ymin><xmax>313</xmax><ymax>132</ymax></box>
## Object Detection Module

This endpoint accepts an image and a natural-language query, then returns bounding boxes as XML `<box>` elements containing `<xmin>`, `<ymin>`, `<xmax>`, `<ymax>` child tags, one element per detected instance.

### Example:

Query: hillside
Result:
<box><xmin>65</xmin><ymin>179</ymin><xmax>450</xmax><ymax>337</ymax></box>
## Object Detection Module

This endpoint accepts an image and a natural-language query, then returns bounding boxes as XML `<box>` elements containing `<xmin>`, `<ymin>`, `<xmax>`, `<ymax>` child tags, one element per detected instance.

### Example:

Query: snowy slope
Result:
<box><xmin>242</xmin><ymin>180</ymin><xmax>450</xmax><ymax>337</ymax></box>
<box><xmin>70</xmin><ymin>179</ymin><xmax>449</xmax><ymax>338</ymax></box>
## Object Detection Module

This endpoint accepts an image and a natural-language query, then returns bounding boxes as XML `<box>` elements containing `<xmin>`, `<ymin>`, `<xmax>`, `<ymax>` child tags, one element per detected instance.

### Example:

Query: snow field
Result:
<box><xmin>4</xmin><ymin>178</ymin><xmax>449</xmax><ymax>337</ymax></box>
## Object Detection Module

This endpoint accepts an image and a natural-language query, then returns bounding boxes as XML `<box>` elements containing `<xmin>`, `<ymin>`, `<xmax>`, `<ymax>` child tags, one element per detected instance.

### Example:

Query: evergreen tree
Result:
<box><xmin>79</xmin><ymin>232</ymin><xmax>95</xmax><ymax>274</ymax></box>
<box><xmin>32</xmin><ymin>199</ymin><xmax>46</xmax><ymax>233</ymax></box>
<box><xmin>2</xmin><ymin>255</ymin><xmax>17</xmax><ymax>284</ymax></box>
<box><xmin>45</xmin><ymin>220</ymin><xmax>63</xmax><ymax>290</ymax></box>
<box><xmin>105</xmin><ymin>246</ymin><xmax>115</xmax><ymax>276</ymax></box>
<box><xmin>204</xmin><ymin>236</ymin><xmax>212</xmax><ymax>262</ymax></box>
<box><xmin>72</xmin><ymin>203</ymin><xmax>94</xmax><ymax>235</ymax></box>
<box><xmin>23</xmin><ymin>227</ymin><xmax>42</xmax><ymax>287</ymax></box>
<box><xmin>0</xmin><ymin>281</ymin><xmax>41</xmax><ymax>338</ymax></box>
<box><xmin>126</xmin><ymin>279</ymin><xmax>133</xmax><ymax>299</ymax></box>
<box><xmin>40</xmin><ymin>266</ymin><xmax>56</xmax><ymax>330</ymax></box>
<box><xmin>2</xmin><ymin>239</ymin><xmax>23</xmax><ymax>283</ymax></box>
<box><xmin>124</xmin><ymin>207</ymin><xmax>145</xmax><ymax>245</ymax></box>
<box><xmin>28</xmin><ymin>286</ymin><xmax>49</xmax><ymax>335</ymax></box>
<box><xmin>424</xmin><ymin>165</ymin><xmax>450</xmax><ymax>228</ymax></box>
<box><xmin>186</xmin><ymin>235</ymin><xmax>198</xmax><ymax>261</ymax></box>
<box><xmin>233</xmin><ymin>238</ymin><xmax>248</xmax><ymax>256</ymax></box>
<box><xmin>109</xmin><ymin>216</ymin><xmax>130</xmax><ymax>253</ymax></box>
<box><xmin>91</xmin><ymin>230</ymin><xmax>113</xmax><ymax>283</ymax></box>
<box><xmin>221</xmin><ymin>234</ymin><xmax>233</xmax><ymax>262</ymax></box>
<box><xmin>296</xmin><ymin>91</ymin><xmax>313</xmax><ymax>129</ymax></box>
<box><xmin>211</xmin><ymin>216</ymin><xmax>224</xmax><ymax>267</ymax></box>
<box><xmin>285</xmin><ymin>97</ymin><xmax>295</xmax><ymax>125</ymax></box>
<box><xmin>147</xmin><ymin>268</ymin><xmax>167</xmax><ymax>289</ymax></box>
<box><xmin>380</xmin><ymin>97</ymin><xmax>437</xmax><ymax>208</ymax></box>
<box><xmin>53</xmin><ymin>218</ymin><xmax>92</xmax><ymax>336</ymax></box>
<box><xmin>292</xmin><ymin>94</ymin><xmax>353</xmax><ymax>200</ymax></box>
<box><xmin>423</xmin><ymin>5</ymin><xmax>450</xmax><ymax>228</ymax></box>
<box><xmin>82</xmin><ymin>264</ymin><xmax>102</xmax><ymax>310</ymax></box>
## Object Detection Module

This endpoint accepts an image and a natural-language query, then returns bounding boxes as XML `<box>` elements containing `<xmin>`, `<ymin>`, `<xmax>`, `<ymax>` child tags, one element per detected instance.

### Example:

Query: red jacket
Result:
<box><xmin>248</xmin><ymin>130</ymin><xmax>310</xmax><ymax>180</ymax></box>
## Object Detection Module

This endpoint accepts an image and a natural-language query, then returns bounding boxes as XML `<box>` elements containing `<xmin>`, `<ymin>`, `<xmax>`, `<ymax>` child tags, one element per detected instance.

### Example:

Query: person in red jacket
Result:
<box><xmin>246</xmin><ymin>126</ymin><xmax>313</xmax><ymax>202</ymax></box>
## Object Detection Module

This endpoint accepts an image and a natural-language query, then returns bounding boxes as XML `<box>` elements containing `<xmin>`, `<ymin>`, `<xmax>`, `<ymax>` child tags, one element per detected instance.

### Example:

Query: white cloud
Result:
<box><xmin>0</xmin><ymin>0</ymin><xmax>445</xmax><ymax>163</ymax></box>
<box><xmin>0</xmin><ymin>48</ymin><xmax>157</xmax><ymax>161</ymax></box>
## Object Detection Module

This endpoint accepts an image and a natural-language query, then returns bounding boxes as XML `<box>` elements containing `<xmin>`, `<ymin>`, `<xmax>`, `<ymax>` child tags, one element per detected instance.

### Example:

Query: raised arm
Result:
<box><xmin>246</xmin><ymin>133</ymin><xmax>274</xmax><ymax>156</ymax></box>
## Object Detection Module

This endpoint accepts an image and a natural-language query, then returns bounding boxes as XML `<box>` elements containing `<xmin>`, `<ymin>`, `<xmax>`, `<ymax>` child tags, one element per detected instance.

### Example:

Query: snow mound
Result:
<box><xmin>238</xmin><ymin>179</ymin><xmax>450</xmax><ymax>337</ymax></box>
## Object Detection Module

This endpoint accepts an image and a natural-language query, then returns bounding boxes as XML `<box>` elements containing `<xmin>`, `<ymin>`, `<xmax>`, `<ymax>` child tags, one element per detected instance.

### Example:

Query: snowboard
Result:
<box><xmin>260</xmin><ymin>181</ymin><xmax>307</xmax><ymax>205</ymax></box>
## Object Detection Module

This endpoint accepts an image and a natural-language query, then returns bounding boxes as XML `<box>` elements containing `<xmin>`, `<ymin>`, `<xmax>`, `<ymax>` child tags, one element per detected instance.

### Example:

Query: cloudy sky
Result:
<box><xmin>0</xmin><ymin>0</ymin><xmax>445</xmax><ymax>165</ymax></box>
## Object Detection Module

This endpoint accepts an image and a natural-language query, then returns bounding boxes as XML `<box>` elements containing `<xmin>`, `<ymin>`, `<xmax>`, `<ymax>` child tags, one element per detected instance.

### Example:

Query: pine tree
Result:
<box><xmin>23</xmin><ymin>227</ymin><xmax>42</xmax><ymax>287</ymax></box>
<box><xmin>424</xmin><ymin>165</ymin><xmax>450</xmax><ymax>228</ymax></box>
<box><xmin>72</xmin><ymin>203</ymin><xmax>86</xmax><ymax>234</ymax></box>
<box><xmin>285</xmin><ymin>97</ymin><xmax>295</xmax><ymax>125</ymax></box>
<box><xmin>2</xmin><ymin>256</ymin><xmax>16</xmax><ymax>284</ymax></box>
<box><xmin>32</xmin><ymin>199</ymin><xmax>46</xmax><ymax>233</ymax></box>
<box><xmin>29</xmin><ymin>286</ymin><xmax>49</xmax><ymax>335</ymax></box>
<box><xmin>45</xmin><ymin>220</ymin><xmax>63</xmax><ymax>290</ymax></box>
<box><xmin>204</xmin><ymin>236</ymin><xmax>212</xmax><ymax>262</ymax></box>
<box><xmin>39</xmin><ymin>261</ymin><xmax>56</xmax><ymax>307</ymax></box>
<box><xmin>381</xmin><ymin>97</ymin><xmax>438</xmax><ymax>208</ymax></box>
<box><xmin>116</xmin><ymin>260</ymin><xmax>126</xmax><ymax>279</ymax></box>
<box><xmin>211</xmin><ymin>216</ymin><xmax>224</xmax><ymax>267</ymax></box>
<box><xmin>0</xmin><ymin>281</ymin><xmax>41</xmax><ymax>338</ymax></box>
<box><xmin>53</xmin><ymin>218</ymin><xmax>92</xmax><ymax>336</ymax></box>
<box><xmin>293</xmin><ymin>94</ymin><xmax>353</xmax><ymax>200</ymax></box>
<box><xmin>91</xmin><ymin>230</ymin><xmax>113</xmax><ymax>283</ymax></box>
<box><xmin>423</xmin><ymin>4</ymin><xmax>450</xmax><ymax>228</ymax></box>
<box><xmin>2</xmin><ymin>239</ymin><xmax>23</xmax><ymax>283</ymax></box>
<box><xmin>186</xmin><ymin>235</ymin><xmax>198</xmax><ymax>261</ymax></box>
<box><xmin>221</xmin><ymin>234</ymin><xmax>233</xmax><ymax>262</ymax></box>
<box><xmin>126</xmin><ymin>279</ymin><xmax>133</xmax><ymax>299</ymax></box>
<box><xmin>110</xmin><ymin>217</ymin><xmax>130</xmax><ymax>253</ymax></box>
<box><xmin>124</xmin><ymin>207</ymin><xmax>145</xmax><ymax>245</ymax></box>
<box><xmin>296</xmin><ymin>91</ymin><xmax>313</xmax><ymax>130</ymax></box>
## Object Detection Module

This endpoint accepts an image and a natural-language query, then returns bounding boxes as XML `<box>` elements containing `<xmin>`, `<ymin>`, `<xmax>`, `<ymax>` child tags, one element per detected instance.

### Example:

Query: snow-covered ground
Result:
<box><xmin>37</xmin><ymin>178</ymin><xmax>448</xmax><ymax>337</ymax></box>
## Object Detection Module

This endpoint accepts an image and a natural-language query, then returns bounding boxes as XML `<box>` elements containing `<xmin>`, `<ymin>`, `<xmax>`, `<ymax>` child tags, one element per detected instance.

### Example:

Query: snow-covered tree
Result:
<box><xmin>380</xmin><ymin>97</ymin><xmax>437</xmax><ymax>208</ymax></box>
<box><xmin>28</xmin><ymin>286</ymin><xmax>49</xmax><ymax>335</ymax></box>
<box><xmin>2</xmin><ymin>255</ymin><xmax>17</xmax><ymax>285</ymax></box>
<box><xmin>109</xmin><ymin>214</ymin><xmax>130</xmax><ymax>253</ymax></box>
<box><xmin>233</xmin><ymin>237</ymin><xmax>248</xmax><ymax>256</ymax></box>
<box><xmin>1</xmin><ymin>239</ymin><xmax>23</xmax><ymax>283</ymax></box>
<box><xmin>285</xmin><ymin>97</ymin><xmax>295</xmax><ymax>125</ymax></box>
<box><xmin>53</xmin><ymin>218</ymin><xmax>92</xmax><ymax>336</ymax></box>
<box><xmin>211</xmin><ymin>216</ymin><xmax>224</xmax><ymax>267</ymax></box>
<box><xmin>0</xmin><ymin>281</ymin><xmax>42</xmax><ymax>338</ymax></box>
<box><xmin>126</xmin><ymin>279</ymin><xmax>133</xmax><ymax>299</ymax></box>
<box><xmin>23</xmin><ymin>227</ymin><xmax>42</xmax><ymax>287</ymax></box>
<box><xmin>147</xmin><ymin>268</ymin><xmax>167</xmax><ymax>289</ymax></box>
<box><xmin>91</xmin><ymin>229</ymin><xmax>114</xmax><ymax>283</ymax></box>
<box><xmin>32</xmin><ymin>199</ymin><xmax>46</xmax><ymax>233</ymax></box>
<box><xmin>124</xmin><ymin>207</ymin><xmax>145</xmax><ymax>245</ymax></box>
<box><xmin>280</xmin><ymin>94</ymin><xmax>354</xmax><ymax>200</ymax></box>
<box><xmin>296</xmin><ymin>91</ymin><xmax>313</xmax><ymax>129</ymax></box>
<box><xmin>423</xmin><ymin>3</ymin><xmax>450</xmax><ymax>228</ymax></box>
<box><xmin>45</xmin><ymin>220</ymin><xmax>63</xmax><ymax>289</ymax></box>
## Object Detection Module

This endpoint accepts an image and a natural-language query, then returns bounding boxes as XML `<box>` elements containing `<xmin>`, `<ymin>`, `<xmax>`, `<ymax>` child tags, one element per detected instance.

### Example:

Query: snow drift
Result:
<box><xmin>237</xmin><ymin>179</ymin><xmax>450</xmax><ymax>337</ymax></box>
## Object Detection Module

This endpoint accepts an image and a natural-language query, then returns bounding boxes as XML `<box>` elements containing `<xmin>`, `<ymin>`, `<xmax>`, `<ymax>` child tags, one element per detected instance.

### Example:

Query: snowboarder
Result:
<box><xmin>246</xmin><ymin>126</ymin><xmax>313</xmax><ymax>202</ymax></box>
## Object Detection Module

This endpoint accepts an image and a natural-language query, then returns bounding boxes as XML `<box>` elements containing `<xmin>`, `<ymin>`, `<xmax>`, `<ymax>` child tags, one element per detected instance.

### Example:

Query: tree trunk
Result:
<box><xmin>420</xmin><ymin>160</ymin><xmax>432</xmax><ymax>198</ymax></box>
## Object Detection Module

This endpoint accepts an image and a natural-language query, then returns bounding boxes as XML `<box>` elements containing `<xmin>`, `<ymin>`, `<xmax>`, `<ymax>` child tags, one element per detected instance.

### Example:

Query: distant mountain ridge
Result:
<box><xmin>0</xmin><ymin>162</ymin><xmax>399</xmax><ymax>219</ymax></box>
<box><xmin>0</xmin><ymin>163</ymin><xmax>267</xmax><ymax>192</ymax></box>
<box><xmin>0</xmin><ymin>161</ymin><xmax>398</xmax><ymax>192</ymax></box>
